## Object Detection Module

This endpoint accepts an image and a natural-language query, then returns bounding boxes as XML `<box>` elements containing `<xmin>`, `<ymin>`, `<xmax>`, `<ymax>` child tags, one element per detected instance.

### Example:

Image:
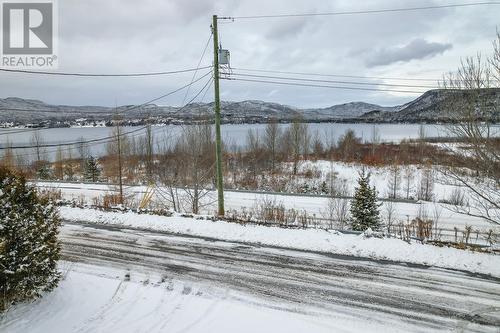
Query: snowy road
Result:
<box><xmin>48</xmin><ymin>221</ymin><xmax>500</xmax><ymax>332</ymax></box>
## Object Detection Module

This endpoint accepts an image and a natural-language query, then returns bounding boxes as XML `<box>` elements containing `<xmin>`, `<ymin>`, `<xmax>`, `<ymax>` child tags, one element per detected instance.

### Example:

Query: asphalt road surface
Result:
<box><xmin>60</xmin><ymin>221</ymin><xmax>500</xmax><ymax>333</ymax></box>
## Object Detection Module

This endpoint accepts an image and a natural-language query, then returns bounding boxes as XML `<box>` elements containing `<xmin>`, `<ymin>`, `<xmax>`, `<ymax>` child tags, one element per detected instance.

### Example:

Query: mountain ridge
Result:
<box><xmin>0</xmin><ymin>88</ymin><xmax>498</xmax><ymax>127</ymax></box>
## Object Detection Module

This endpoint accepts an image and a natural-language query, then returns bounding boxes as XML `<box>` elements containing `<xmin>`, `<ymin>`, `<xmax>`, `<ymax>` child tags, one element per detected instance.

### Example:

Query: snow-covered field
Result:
<box><xmin>60</xmin><ymin>207</ymin><xmax>500</xmax><ymax>277</ymax></box>
<box><xmin>295</xmin><ymin>160</ymin><xmax>460</xmax><ymax>200</ymax></box>
<box><xmin>36</xmin><ymin>161</ymin><xmax>500</xmax><ymax>242</ymax></box>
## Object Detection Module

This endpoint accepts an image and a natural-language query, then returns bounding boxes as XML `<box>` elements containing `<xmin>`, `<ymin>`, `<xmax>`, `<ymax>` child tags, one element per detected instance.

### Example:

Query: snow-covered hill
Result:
<box><xmin>0</xmin><ymin>88</ymin><xmax>498</xmax><ymax>126</ymax></box>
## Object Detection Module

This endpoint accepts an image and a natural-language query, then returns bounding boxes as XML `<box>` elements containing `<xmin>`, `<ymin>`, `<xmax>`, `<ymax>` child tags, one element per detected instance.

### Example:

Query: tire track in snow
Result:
<box><xmin>60</xmin><ymin>223</ymin><xmax>500</xmax><ymax>333</ymax></box>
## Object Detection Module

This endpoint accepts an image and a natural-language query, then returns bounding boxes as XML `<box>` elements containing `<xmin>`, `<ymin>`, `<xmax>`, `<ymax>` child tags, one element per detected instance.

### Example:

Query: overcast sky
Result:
<box><xmin>1</xmin><ymin>0</ymin><xmax>499</xmax><ymax>108</ymax></box>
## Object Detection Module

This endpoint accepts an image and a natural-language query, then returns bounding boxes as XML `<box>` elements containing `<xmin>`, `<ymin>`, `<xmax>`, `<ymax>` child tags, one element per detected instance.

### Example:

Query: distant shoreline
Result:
<box><xmin>1</xmin><ymin>119</ymin><xmax>498</xmax><ymax>129</ymax></box>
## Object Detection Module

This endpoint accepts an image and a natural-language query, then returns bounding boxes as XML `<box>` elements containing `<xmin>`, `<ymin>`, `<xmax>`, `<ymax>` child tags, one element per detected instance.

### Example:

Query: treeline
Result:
<box><xmin>0</xmin><ymin>119</ymin><xmax>463</xmax><ymax>204</ymax></box>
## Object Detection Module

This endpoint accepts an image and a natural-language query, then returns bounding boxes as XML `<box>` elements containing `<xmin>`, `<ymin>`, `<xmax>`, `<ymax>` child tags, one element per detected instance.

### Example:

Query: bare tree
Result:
<box><xmin>54</xmin><ymin>147</ymin><xmax>64</xmax><ymax>180</ymax></box>
<box><xmin>337</xmin><ymin>129</ymin><xmax>361</xmax><ymax>161</ymax></box>
<box><xmin>30</xmin><ymin>131</ymin><xmax>48</xmax><ymax>178</ymax></box>
<box><xmin>302</xmin><ymin>122</ymin><xmax>311</xmax><ymax>157</ymax></box>
<box><xmin>174</xmin><ymin>123</ymin><xmax>216</xmax><ymax>214</ymax></box>
<box><xmin>105</xmin><ymin>117</ymin><xmax>130</xmax><ymax>204</ymax></box>
<box><xmin>387</xmin><ymin>162</ymin><xmax>401</xmax><ymax>199</ymax></box>
<box><xmin>1</xmin><ymin>140</ymin><xmax>15</xmax><ymax>170</ymax></box>
<box><xmin>385</xmin><ymin>201</ymin><xmax>396</xmax><ymax>234</ymax></box>
<box><xmin>417</xmin><ymin>124</ymin><xmax>427</xmax><ymax>160</ymax></box>
<box><xmin>77</xmin><ymin>136</ymin><xmax>89</xmax><ymax>173</ymax></box>
<box><xmin>432</xmin><ymin>203</ymin><xmax>443</xmax><ymax>239</ymax></box>
<box><xmin>30</xmin><ymin>131</ymin><xmax>45</xmax><ymax>163</ymax></box>
<box><xmin>289</xmin><ymin>119</ymin><xmax>304</xmax><ymax>175</ymax></box>
<box><xmin>156</xmin><ymin>131</ymin><xmax>183</xmax><ymax>212</ymax></box>
<box><xmin>439</xmin><ymin>31</ymin><xmax>500</xmax><ymax>225</ymax></box>
<box><xmin>324</xmin><ymin>181</ymin><xmax>350</xmax><ymax>230</ymax></box>
<box><xmin>280</xmin><ymin>118</ymin><xmax>310</xmax><ymax>175</ymax></box>
<box><xmin>264</xmin><ymin>119</ymin><xmax>280</xmax><ymax>173</ymax></box>
<box><xmin>418</xmin><ymin>165</ymin><xmax>435</xmax><ymax>201</ymax></box>
<box><xmin>246</xmin><ymin>128</ymin><xmax>262</xmax><ymax>182</ymax></box>
<box><xmin>418</xmin><ymin>124</ymin><xmax>426</xmax><ymax>141</ymax></box>
<box><xmin>491</xmin><ymin>28</ymin><xmax>500</xmax><ymax>83</ymax></box>
<box><xmin>64</xmin><ymin>147</ymin><xmax>76</xmax><ymax>181</ymax></box>
<box><xmin>323</xmin><ymin>128</ymin><xmax>336</xmax><ymax>158</ymax></box>
<box><xmin>403</xmin><ymin>165</ymin><xmax>415</xmax><ymax>200</ymax></box>
<box><xmin>371</xmin><ymin>125</ymin><xmax>381</xmax><ymax>155</ymax></box>
<box><xmin>311</xmin><ymin>130</ymin><xmax>324</xmax><ymax>160</ymax></box>
<box><xmin>143</xmin><ymin>124</ymin><xmax>154</xmax><ymax>182</ymax></box>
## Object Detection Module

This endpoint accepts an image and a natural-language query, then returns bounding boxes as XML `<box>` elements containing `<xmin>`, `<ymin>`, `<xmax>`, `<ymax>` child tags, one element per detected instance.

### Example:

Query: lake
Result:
<box><xmin>0</xmin><ymin>123</ymin><xmax>468</xmax><ymax>161</ymax></box>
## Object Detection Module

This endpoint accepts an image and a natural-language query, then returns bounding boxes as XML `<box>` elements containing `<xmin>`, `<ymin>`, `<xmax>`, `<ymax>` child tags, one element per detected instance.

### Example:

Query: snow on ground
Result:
<box><xmin>60</xmin><ymin>207</ymin><xmax>500</xmax><ymax>277</ymax></box>
<box><xmin>2</xmin><ymin>262</ymin><xmax>379</xmax><ymax>333</ymax></box>
<box><xmin>295</xmin><ymin>160</ymin><xmax>463</xmax><ymax>201</ymax></box>
<box><xmin>36</xmin><ymin>178</ymin><xmax>499</xmax><ymax>238</ymax></box>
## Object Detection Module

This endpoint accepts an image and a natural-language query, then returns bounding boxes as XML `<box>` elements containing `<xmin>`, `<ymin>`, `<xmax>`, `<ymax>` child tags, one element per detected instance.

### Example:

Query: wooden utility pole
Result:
<box><xmin>212</xmin><ymin>14</ymin><xmax>225</xmax><ymax>216</ymax></box>
<box><xmin>114</xmin><ymin>115</ymin><xmax>124</xmax><ymax>205</ymax></box>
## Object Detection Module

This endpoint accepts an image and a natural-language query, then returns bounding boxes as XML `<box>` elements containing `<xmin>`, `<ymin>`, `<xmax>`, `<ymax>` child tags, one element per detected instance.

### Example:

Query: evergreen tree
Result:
<box><xmin>84</xmin><ymin>156</ymin><xmax>100</xmax><ymax>182</ymax></box>
<box><xmin>350</xmin><ymin>169</ymin><xmax>381</xmax><ymax>231</ymax></box>
<box><xmin>0</xmin><ymin>167</ymin><xmax>61</xmax><ymax>311</ymax></box>
<box><xmin>36</xmin><ymin>162</ymin><xmax>52</xmax><ymax>180</ymax></box>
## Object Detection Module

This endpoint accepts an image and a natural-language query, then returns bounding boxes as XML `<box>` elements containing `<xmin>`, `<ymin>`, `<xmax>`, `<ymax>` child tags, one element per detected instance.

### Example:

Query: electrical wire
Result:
<box><xmin>200</xmin><ymin>79</ymin><xmax>213</xmax><ymax>103</ymax></box>
<box><xmin>0</xmin><ymin>127</ymin><xmax>50</xmax><ymax>136</ymax></box>
<box><xmin>229</xmin><ymin>72</ymin><xmax>440</xmax><ymax>89</ymax></box>
<box><xmin>0</xmin><ymin>70</ymin><xmax>212</xmax><ymax>141</ymax></box>
<box><xmin>221</xmin><ymin>77</ymin><xmax>426</xmax><ymax>94</ymax></box>
<box><xmin>221</xmin><ymin>2</ymin><xmax>500</xmax><ymax>20</ymax></box>
<box><xmin>0</xmin><ymin>71</ymin><xmax>212</xmax><ymax>151</ymax></box>
<box><xmin>181</xmin><ymin>32</ymin><xmax>213</xmax><ymax>106</ymax></box>
<box><xmin>5</xmin><ymin>74</ymin><xmax>214</xmax><ymax>160</ymax></box>
<box><xmin>232</xmin><ymin>67</ymin><xmax>443</xmax><ymax>82</ymax></box>
<box><xmin>0</xmin><ymin>66</ymin><xmax>212</xmax><ymax>77</ymax></box>
<box><xmin>0</xmin><ymin>108</ymin><xmax>114</xmax><ymax>114</ymax></box>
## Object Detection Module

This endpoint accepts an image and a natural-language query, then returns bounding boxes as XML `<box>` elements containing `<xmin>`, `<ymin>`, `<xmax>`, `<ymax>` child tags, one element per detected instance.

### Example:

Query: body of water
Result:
<box><xmin>0</xmin><ymin>123</ymin><xmax>467</xmax><ymax>161</ymax></box>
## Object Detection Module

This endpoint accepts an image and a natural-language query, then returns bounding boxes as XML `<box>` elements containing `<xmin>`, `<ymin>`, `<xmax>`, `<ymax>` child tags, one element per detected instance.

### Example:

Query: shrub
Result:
<box><xmin>0</xmin><ymin>167</ymin><xmax>61</xmax><ymax>311</ymax></box>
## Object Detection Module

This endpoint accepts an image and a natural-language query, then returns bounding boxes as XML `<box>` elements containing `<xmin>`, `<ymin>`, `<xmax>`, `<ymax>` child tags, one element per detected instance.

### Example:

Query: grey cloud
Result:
<box><xmin>266</xmin><ymin>17</ymin><xmax>309</xmax><ymax>40</ymax></box>
<box><xmin>366</xmin><ymin>38</ymin><xmax>452</xmax><ymax>67</ymax></box>
<box><xmin>1</xmin><ymin>0</ymin><xmax>494</xmax><ymax>109</ymax></box>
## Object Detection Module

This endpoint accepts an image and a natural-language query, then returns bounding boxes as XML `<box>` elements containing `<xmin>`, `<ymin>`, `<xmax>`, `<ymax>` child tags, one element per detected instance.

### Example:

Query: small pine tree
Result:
<box><xmin>36</xmin><ymin>162</ymin><xmax>52</xmax><ymax>180</ymax></box>
<box><xmin>0</xmin><ymin>167</ymin><xmax>61</xmax><ymax>311</ymax></box>
<box><xmin>84</xmin><ymin>156</ymin><xmax>100</xmax><ymax>182</ymax></box>
<box><xmin>350</xmin><ymin>169</ymin><xmax>381</xmax><ymax>231</ymax></box>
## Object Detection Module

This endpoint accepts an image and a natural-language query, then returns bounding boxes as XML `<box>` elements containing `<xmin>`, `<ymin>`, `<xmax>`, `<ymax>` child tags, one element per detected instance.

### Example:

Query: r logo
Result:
<box><xmin>2</xmin><ymin>2</ymin><xmax>53</xmax><ymax>54</ymax></box>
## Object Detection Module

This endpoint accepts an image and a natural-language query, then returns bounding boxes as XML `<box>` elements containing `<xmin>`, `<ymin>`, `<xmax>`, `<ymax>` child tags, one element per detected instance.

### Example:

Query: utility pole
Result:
<box><xmin>114</xmin><ymin>113</ymin><xmax>124</xmax><ymax>205</ymax></box>
<box><xmin>117</xmin><ymin>123</ymin><xmax>123</xmax><ymax>204</ymax></box>
<box><xmin>212</xmin><ymin>14</ymin><xmax>225</xmax><ymax>216</ymax></box>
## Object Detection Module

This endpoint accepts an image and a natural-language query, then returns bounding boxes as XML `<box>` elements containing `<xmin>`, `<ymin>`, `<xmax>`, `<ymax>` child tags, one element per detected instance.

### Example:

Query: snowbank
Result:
<box><xmin>60</xmin><ymin>207</ymin><xmax>500</xmax><ymax>277</ymax></box>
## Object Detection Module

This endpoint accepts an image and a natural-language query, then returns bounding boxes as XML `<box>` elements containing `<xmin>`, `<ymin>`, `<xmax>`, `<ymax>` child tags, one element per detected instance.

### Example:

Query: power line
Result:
<box><xmin>2</xmin><ymin>125</ymin><xmax>147</xmax><ymax>151</ymax></box>
<box><xmin>0</xmin><ymin>127</ymin><xmax>50</xmax><ymax>136</ymax></box>
<box><xmin>125</xmin><ymin>69</ymin><xmax>211</xmax><ymax>109</ymax></box>
<box><xmin>1</xmin><ymin>71</ymin><xmax>215</xmax><ymax>116</ymax></box>
<box><xmin>232</xmin><ymin>67</ymin><xmax>443</xmax><ymax>82</ymax></box>
<box><xmin>201</xmin><ymin>79</ymin><xmax>213</xmax><ymax>103</ymax></box>
<box><xmin>5</xmin><ymin>75</ymin><xmax>214</xmax><ymax>161</ymax></box>
<box><xmin>229</xmin><ymin>72</ymin><xmax>440</xmax><ymax>89</ymax></box>
<box><xmin>0</xmin><ymin>65</ymin><xmax>212</xmax><ymax>77</ymax></box>
<box><xmin>222</xmin><ymin>77</ymin><xmax>426</xmax><ymax>94</ymax></box>
<box><xmin>181</xmin><ymin>32</ymin><xmax>213</xmax><ymax>106</ymax></box>
<box><xmin>0</xmin><ymin>70</ymin><xmax>212</xmax><ymax>141</ymax></box>
<box><xmin>221</xmin><ymin>2</ymin><xmax>500</xmax><ymax>20</ymax></box>
<box><xmin>0</xmin><ymin>71</ymin><xmax>212</xmax><ymax>151</ymax></box>
<box><xmin>0</xmin><ymin>108</ymin><xmax>112</xmax><ymax>114</ymax></box>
